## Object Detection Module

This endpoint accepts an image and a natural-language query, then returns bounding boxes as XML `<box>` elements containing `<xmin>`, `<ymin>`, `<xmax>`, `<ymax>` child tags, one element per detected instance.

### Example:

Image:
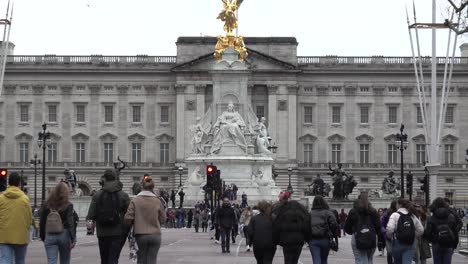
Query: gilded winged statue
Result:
<box><xmin>217</xmin><ymin>0</ymin><xmax>243</xmax><ymax>34</ymax></box>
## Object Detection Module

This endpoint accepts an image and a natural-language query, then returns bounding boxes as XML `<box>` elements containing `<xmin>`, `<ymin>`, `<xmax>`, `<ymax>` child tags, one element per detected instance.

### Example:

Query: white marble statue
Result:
<box><xmin>252</xmin><ymin>168</ymin><xmax>274</xmax><ymax>187</ymax></box>
<box><xmin>186</xmin><ymin>166</ymin><xmax>205</xmax><ymax>187</ymax></box>
<box><xmin>210</xmin><ymin>102</ymin><xmax>247</xmax><ymax>154</ymax></box>
<box><xmin>190</xmin><ymin>117</ymin><xmax>206</xmax><ymax>154</ymax></box>
<box><xmin>255</xmin><ymin>117</ymin><xmax>271</xmax><ymax>154</ymax></box>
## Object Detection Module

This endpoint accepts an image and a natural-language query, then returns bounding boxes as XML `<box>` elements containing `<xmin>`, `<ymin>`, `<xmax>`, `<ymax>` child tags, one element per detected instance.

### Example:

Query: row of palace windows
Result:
<box><xmin>15</xmin><ymin>142</ymin><xmax>171</xmax><ymax>164</ymax></box>
<box><xmin>302</xmin><ymin>105</ymin><xmax>456</xmax><ymax>125</ymax></box>
<box><xmin>15</xmin><ymin>104</ymin><xmax>171</xmax><ymax>124</ymax></box>
<box><xmin>303</xmin><ymin>143</ymin><xmax>457</xmax><ymax>165</ymax></box>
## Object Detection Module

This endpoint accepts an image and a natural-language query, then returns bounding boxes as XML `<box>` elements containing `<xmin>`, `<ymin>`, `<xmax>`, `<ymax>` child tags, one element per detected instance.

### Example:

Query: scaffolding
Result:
<box><xmin>0</xmin><ymin>0</ymin><xmax>14</xmax><ymax>97</ymax></box>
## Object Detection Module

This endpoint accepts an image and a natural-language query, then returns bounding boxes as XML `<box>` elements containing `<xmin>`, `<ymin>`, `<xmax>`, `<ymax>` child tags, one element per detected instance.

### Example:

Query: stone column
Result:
<box><xmin>372</xmin><ymin>85</ymin><xmax>385</xmax><ymax>162</ymax></box>
<box><xmin>195</xmin><ymin>85</ymin><xmax>206</xmax><ymax>118</ymax></box>
<box><xmin>175</xmin><ymin>85</ymin><xmax>186</xmax><ymax>162</ymax></box>
<box><xmin>144</xmin><ymin>85</ymin><xmax>157</xmax><ymax>162</ymax></box>
<box><xmin>117</xmin><ymin>85</ymin><xmax>129</xmax><ymax>160</ymax></box>
<box><xmin>316</xmin><ymin>85</ymin><xmax>329</xmax><ymax>162</ymax></box>
<box><xmin>344</xmin><ymin>85</ymin><xmax>357</xmax><ymax>162</ymax></box>
<box><xmin>88</xmin><ymin>84</ymin><xmax>101</xmax><ymax>161</ymax></box>
<box><xmin>287</xmin><ymin>86</ymin><xmax>298</xmax><ymax>161</ymax></box>
<box><xmin>60</xmin><ymin>85</ymin><xmax>73</xmax><ymax>162</ymax></box>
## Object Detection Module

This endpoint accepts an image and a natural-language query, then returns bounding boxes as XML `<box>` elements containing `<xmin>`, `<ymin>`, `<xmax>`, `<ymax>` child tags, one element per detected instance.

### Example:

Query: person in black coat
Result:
<box><xmin>170</xmin><ymin>190</ymin><xmax>176</xmax><ymax>208</ymax></box>
<box><xmin>248</xmin><ymin>200</ymin><xmax>276</xmax><ymax>264</ymax></box>
<box><xmin>272</xmin><ymin>196</ymin><xmax>310</xmax><ymax>264</ymax></box>
<box><xmin>216</xmin><ymin>198</ymin><xmax>237</xmax><ymax>253</ymax></box>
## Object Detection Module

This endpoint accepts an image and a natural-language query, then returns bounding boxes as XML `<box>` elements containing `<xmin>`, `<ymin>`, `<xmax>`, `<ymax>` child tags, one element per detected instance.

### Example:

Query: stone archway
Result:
<box><xmin>77</xmin><ymin>181</ymin><xmax>91</xmax><ymax>196</ymax></box>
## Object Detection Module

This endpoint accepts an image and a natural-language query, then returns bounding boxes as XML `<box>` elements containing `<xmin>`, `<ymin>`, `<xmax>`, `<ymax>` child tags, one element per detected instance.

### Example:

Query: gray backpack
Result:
<box><xmin>46</xmin><ymin>209</ymin><xmax>64</xmax><ymax>233</ymax></box>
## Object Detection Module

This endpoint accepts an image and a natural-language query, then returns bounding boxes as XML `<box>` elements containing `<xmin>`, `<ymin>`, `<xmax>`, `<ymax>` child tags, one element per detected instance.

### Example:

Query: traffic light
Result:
<box><xmin>406</xmin><ymin>172</ymin><xmax>413</xmax><ymax>195</ymax></box>
<box><xmin>0</xmin><ymin>169</ymin><xmax>7</xmax><ymax>192</ymax></box>
<box><xmin>0</xmin><ymin>169</ymin><xmax>7</xmax><ymax>177</ymax></box>
<box><xmin>206</xmin><ymin>164</ymin><xmax>217</xmax><ymax>187</ymax></box>
<box><xmin>419</xmin><ymin>176</ymin><xmax>428</xmax><ymax>193</ymax></box>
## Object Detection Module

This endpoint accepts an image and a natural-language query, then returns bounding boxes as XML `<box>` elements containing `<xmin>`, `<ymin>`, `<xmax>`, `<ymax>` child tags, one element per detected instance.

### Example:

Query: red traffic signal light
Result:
<box><xmin>207</xmin><ymin>165</ymin><xmax>216</xmax><ymax>174</ymax></box>
<box><xmin>0</xmin><ymin>169</ymin><xmax>7</xmax><ymax>177</ymax></box>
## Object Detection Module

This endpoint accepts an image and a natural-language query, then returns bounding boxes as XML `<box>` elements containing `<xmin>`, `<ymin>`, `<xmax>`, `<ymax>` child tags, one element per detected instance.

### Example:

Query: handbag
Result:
<box><xmin>329</xmin><ymin>236</ymin><xmax>339</xmax><ymax>251</ymax></box>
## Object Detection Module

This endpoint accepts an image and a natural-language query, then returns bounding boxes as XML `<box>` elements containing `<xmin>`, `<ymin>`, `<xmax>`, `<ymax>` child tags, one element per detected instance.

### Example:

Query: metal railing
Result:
<box><xmin>298</xmin><ymin>162</ymin><xmax>467</xmax><ymax>169</ymax></box>
<box><xmin>7</xmin><ymin>55</ymin><xmax>177</xmax><ymax>65</ymax></box>
<box><xmin>297</xmin><ymin>56</ymin><xmax>466</xmax><ymax>65</ymax></box>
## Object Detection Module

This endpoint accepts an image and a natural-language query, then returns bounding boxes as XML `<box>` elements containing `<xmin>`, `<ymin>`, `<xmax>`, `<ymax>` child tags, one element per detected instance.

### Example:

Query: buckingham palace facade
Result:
<box><xmin>1</xmin><ymin>37</ymin><xmax>468</xmax><ymax>204</ymax></box>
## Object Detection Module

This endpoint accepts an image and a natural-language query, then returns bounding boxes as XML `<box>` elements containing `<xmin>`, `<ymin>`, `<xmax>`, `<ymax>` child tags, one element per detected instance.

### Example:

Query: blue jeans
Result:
<box><xmin>432</xmin><ymin>243</ymin><xmax>454</xmax><ymax>264</ymax></box>
<box><xmin>44</xmin><ymin>231</ymin><xmax>72</xmax><ymax>264</ymax></box>
<box><xmin>351</xmin><ymin>235</ymin><xmax>376</xmax><ymax>264</ymax></box>
<box><xmin>308</xmin><ymin>238</ymin><xmax>330</xmax><ymax>264</ymax></box>
<box><xmin>0</xmin><ymin>244</ymin><xmax>28</xmax><ymax>264</ymax></box>
<box><xmin>391</xmin><ymin>239</ymin><xmax>416</xmax><ymax>264</ymax></box>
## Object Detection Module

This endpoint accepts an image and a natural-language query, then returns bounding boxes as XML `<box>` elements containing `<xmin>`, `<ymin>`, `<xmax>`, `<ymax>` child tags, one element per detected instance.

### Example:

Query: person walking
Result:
<box><xmin>414</xmin><ymin>205</ymin><xmax>431</xmax><ymax>264</ymax></box>
<box><xmin>87</xmin><ymin>169</ymin><xmax>130</xmax><ymax>264</ymax></box>
<box><xmin>170</xmin><ymin>190</ymin><xmax>176</xmax><ymax>208</ymax></box>
<box><xmin>239</xmin><ymin>206</ymin><xmax>253</xmax><ymax>251</ymax></box>
<box><xmin>216</xmin><ymin>198</ymin><xmax>237</xmax><ymax>253</ymax></box>
<box><xmin>386</xmin><ymin>198</ymin><xmax>424</xmax><ymax>264</ymax></box>
<box><xmin>248</xmin><ymin>201</ymin><xmax>276</xmax><ymax>264</ymax></box>
<box><xmin>193</xmin><ymin>210</ymin><xmax>201</xmax><ymax>233</ymax></box>
<box><xmin>424</xmin><ymin>197</ymin><xmax>461</xmax><ymax>264</ymax></box>
<box><xmin>272</xmin><ymin>194</ymin><xmax>310</xmax><ymax>264</ymax></box>
<box><xmin>338</xmin><ymin>208</ymin><xmax>348</xmax><ymax>237</ymax></box>
<box><xmin>381</xmin><ymin>200</ymin><xmax>397</xmax><ymax>264</ymax></box>
<box><xmin>178</xmin><ymin>189</ymin><xmax>185</xmax><ymax>208</ymax></box>
<box><xmin>308</xmin><ymin>195</ymin><xmax>337</xmax><ymax>264</ymax></box>
<box><xmin>344</xmin><ymin>193</ymin><xmax>384</xmax><ymax>264</ymax></box>
<box><xmin>187</xmin><ymin>209</ymin><xmax>194</xmax><ymax>229</ymax></box>
<box><xmin>241</xmin><ymin>192</ymin><xmax>248</xmax><ymax>208</ymax></box>
<box><xmin>0</xmin><ymin>172</ymin><xmax>32</xmax><ymax>264</ymax></box>
<box><xmin>39</xmin><ymin>182</ymin><xmax>76</xmax><ymax>264</ymax></box>
<box><xmin>124</xmin><ymin>176</ymin><xmax>166</xmax><ymax>264</ymax></box>
<box><xmin>201</xmin><ymin>209</ymin><xmax>209</xmax><ymax>232</ymax></box>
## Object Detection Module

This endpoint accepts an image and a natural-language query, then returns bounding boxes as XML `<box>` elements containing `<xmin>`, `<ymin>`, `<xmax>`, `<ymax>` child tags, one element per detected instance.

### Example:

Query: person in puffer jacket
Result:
<box><xmin>307</xmin><ymin>195</ymin><xmax>337</xmax><ymax>264</ymax></box>
<box><xmin>424</xmin><ymin>197</ymin><xmax>462</xmax><ymax>264</ymax></box>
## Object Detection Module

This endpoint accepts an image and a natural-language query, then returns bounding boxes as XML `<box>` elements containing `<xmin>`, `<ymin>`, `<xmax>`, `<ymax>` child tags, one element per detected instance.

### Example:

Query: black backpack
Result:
<box><xmin>96</xmin><ymin>191</ymin><xmax>121</xmax><ymax>225</ymax></box>
<box><xmin>395</xmin><ymin>212</ymin><xmax>415</xmax><ymax>245</ymax></box>
<box><xmin>355</xmin><ymin>213</ymin><xmax>376</xmax><ymax>250</ymax></box>
<box><xmin>435</xmin><ymin>223</ymin><xmax>456</xmax><ymax>247</ymax></box>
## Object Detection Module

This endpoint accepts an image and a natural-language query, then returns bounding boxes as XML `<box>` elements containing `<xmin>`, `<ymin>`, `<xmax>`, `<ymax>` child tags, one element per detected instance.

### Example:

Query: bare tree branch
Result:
<box><xmin>447</xmin><ymin>0</ymin><xmax>468</xmax><ymax>13</ymax></box>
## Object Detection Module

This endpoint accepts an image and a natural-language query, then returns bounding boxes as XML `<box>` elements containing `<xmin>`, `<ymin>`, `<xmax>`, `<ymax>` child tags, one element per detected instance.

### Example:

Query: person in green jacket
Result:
<box><xmin>0</xmin><ymin>172</ymin><xmax>32</xmax><ymax>264</ymax></box>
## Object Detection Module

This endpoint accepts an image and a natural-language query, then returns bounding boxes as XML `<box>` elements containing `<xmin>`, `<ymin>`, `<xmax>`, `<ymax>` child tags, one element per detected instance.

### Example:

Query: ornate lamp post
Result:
<box><xmin>37</xmin><ymin>123</ymin><xmax>52</xmax><ymax>205</ymax></box>
<box><xmin>178</xmin><ymin>166</ymin><xmax>183</xmax><ymax>188</ymax></box>
<box><xmin>394</xmin><ymin>124</ymin><xmax>409</xmax><ymax>198</ymax></box>
<box><xmin>30</xmin><ymin>154</ymin><xmax>41</xmax><ymax>209</ymax></box>
<box><xmin>287</xmin><ymin>167</ymin><xmax>293</xmax><ymax>194</ymax></box>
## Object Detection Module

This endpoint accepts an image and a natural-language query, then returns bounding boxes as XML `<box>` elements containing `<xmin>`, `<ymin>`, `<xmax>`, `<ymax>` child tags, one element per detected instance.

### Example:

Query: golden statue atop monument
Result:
<box><xmin>214</xmin><ymin>0</ymin><xmax>248</xmax><ymax>61</ymax></box>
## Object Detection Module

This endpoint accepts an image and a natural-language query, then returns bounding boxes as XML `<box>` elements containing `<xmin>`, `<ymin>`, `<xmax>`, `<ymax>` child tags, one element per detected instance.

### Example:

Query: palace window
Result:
<box><xmin>19</xmin><ymin>143</ymin><xmax>29</xmax><ymax>163</ymax></box>
<box><xmin>445</xmin><ymin>191</ymin><xmax>454</xmax><ymax>205</ymax></box>
<box><xmin>160</xmin><ymin>105</ymin><xmax>169</xmax><ymax>123</ymax></box>
<box><xmin>360</xmin><ymin>144</ymin><xmax>370</xmax><ymax>165</ymax></box>
<box><xmin>416</xmin><ymin>144</ymin><xmax>426</xmax><ymax>165</ymax></box>
<box><xmin>331</xmin><ymin>144</ymin><xmax>341</xmax><ymax>164</ymax></box>
<box><xmin>445</xmin><ymin>106</ymin><xmax>454</xmax><ymax>124</ymax></box>
<box><xmin>132</xmin><ymin>143</ymin><xmax>142</xmax><ymax>164</ymax></box>
<box><xmin>387</xmin><ymin>144</ymin><xmax>398</xmax><ymax>164</ymax></box>
<box><xmin>444</xmin><ymin>144</ymin><xmax>454</xmax><ymax>165</ymax></box>
<box><xmin>304</xmin><ymin>106</ymin><xmax>313</xmax><ymax>124</ymax></box>
<box><xmin>20</xmin><ymin>105</ymin><xmax>29</xmax><ymax>122</ymax></box>
<box><xmin>104</xmin><ymin>143</ymin><xmax>114</xmax><ymax>163</ymax></box>
<box><xmin>332</xmin><ymin>106</ymin><xmax>341</xmax><ymax>124</ymax></box>
<box><xmin>303</xmin><ymin>144</ymin><xmax>313</xmax><ymax>165</ymax></box>
<box><xmin>47</xmin><ymin>143</ymin><xmax>57</xmax><ymax>163</ymax></box>
<box><xmin>416</xmin><ymin>106</ymin><xmax>423</xmax><ymax>124</ymax></box>
<box><xmin>132</xmin><ymin>105</ymin><xmax>141</xmax><ymax>123</ymax></box>
<box><xmin>76</xmin><ymin>105</ymin><xmax>86</xmax><ymax>123</ymax></box>
<box><xmin>256</xmin><ymin>105</ymin><xmax>265</xmax><ymax>119</ymax></box>
<box><xmin>160</xmin><ymin>143</ymin><xmax>170</xmax><ymax>164</ymax></box>
<box><xmin>388</xmin><ymin>105</ymin><xmax>398</xmax><ymax>124</ymax></box>
<box><xmin>75</xmin><ymin>143</ymin><xmax>85</xmax><ymax>163</ymax></box>
<box><xmin>104</xmin><ymin>105</ymin><xmax>113</xmax><ymax>123</ymax></box>
<box><xmin>360</xmin><ymin>106</ymin><xmax>369</xmax><ymax>124</ymax></box>
<box><xmin>48</xmin><ymin>105</ymin><xmax>57</xmax><ymax>123</ymax></box>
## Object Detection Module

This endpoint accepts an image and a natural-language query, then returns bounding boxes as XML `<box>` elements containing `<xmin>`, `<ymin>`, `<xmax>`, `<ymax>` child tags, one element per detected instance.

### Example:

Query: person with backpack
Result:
<box><xmin>308</xmin><ymin>195</ymin><xmax>337</xmax><ymax>264</ymax></box>
<box><xmin>386</xmin><ymin>198</ymin><xmax>424</xmax><ymax>264</ymax></box>
<box><xmin>381</xmin><ymin>200</ymin><xmax>397</xmax><ymax>264</ymax></box>
<box><xmin>424</xmin><ymin>197</ymin><xmax>461</xmax><ymax>264</ymax></box>
<box><xmin>87</xmin><ymin>169</ymin><xmax>130</xmax><ymax>264</ymax></box>
<box><xmin>239</xmin><ymin>206</ymin><xmax>253</xmax><ymax>252</ymax></box>
<box><xmin>247</xmin><ymin>200</ymin><xmax>276</xmax><ymax>264</ymax></box>
<box><xmin>272</xmin><ymin>195</ymin><xmax>310</xmax><ymax>264</ymax></box>
<box><xmin>124</xmin><ymin>176</ymin><xmax>166</xmax><ymax>264</ymax></box>
<box><xmin>216</xmin><ymin>198</ymin><xmax>237</xmax><ymax>253</ymax></box>
<box><xmin>39</xmin><ymin>182</ymin><xmax>76</xmax><ymax>264</ymax></box>
<box><xmin>0</xmin><ymin>172</ymin><xmax>33</xmax><ymax>264</ymax></box>
<box><xmin>344</xmin><ymin>193</ymin><xmax>384</xmax><ymax>264</ymax></box>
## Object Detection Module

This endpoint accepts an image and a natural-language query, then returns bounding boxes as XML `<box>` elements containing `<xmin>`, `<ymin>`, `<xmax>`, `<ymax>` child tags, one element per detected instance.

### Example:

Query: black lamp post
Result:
<box><xmin>394</xmin><ymin>124</ymin><xmax>409</xmax><ymax>198</ymax></box>
<box><xmin>287</xmin><ymin>167</ymin><xmax>293</xmax><ymax>194</ymax></box>
<box><xmin>178</xmin><ymin>166</ymin><xmax>183</xmax><ymax>188</ymax></box>
<box><xmin>30</xmin><ymin>154</ymin><xmax>41</xmax><ymax>209</ymax></box>
<box><xmin>267</xmin><ymin>136</ymin><xmax>278</xmax><ymax>154</ymax></box>
<box><xmin>465</xmin><ymin>149</ymin><xmax>468</xmax><ymax>162</ymax></box>
<box><xmin>37</xmin><ymin>123</ymin><xmax>51</xmax><ymax>205</ymax></box>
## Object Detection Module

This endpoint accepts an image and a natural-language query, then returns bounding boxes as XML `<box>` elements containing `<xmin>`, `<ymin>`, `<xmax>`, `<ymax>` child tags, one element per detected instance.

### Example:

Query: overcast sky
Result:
<box><xmin>1</xmin><ymin>0</ymin><xmax>466</xmax><ymax>56</ymax></box>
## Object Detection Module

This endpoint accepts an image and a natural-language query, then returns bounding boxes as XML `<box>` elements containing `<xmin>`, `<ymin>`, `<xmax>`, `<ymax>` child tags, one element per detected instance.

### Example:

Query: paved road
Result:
<box><xmin>25</xmin><ymin>227</ymin><xmax>467</xmax><ymax>264</ymax></box>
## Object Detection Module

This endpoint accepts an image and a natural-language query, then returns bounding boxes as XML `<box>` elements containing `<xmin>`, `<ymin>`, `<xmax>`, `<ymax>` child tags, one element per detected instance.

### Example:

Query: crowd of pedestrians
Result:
<box><xmin>0</xmin><ymin>169</ymin><xmax>466</xmax><ymax>264</ymax></box>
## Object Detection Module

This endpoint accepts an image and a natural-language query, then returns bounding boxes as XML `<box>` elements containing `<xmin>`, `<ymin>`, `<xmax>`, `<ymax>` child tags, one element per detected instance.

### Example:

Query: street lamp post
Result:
<box><xmin>287</xmin><ymin>167</ymin><xmax>293</xmax><ymax>194</ymax></box>
<box><xmin>178</xmin><ymin>166</ymin><xmax>183</xmax><ymax>188</ymax></box>
<box><xmin>465</xmin><ymin>149</ymin><xmax>468</xmax><ymax>162</ymax></box>
<box><xmin>395</xmin><ymin>124</ymin><xmax>409</xmax><ymax>198</ymax></box>
<box><xmin>30</xmin><ymin>154</ymin><xmax>41</xmax><ymax>209</ymax></box>
<box><xmin>37</xmin><ymin>123</ymin><xmax>51</xmax><ymax>205</ymax></box>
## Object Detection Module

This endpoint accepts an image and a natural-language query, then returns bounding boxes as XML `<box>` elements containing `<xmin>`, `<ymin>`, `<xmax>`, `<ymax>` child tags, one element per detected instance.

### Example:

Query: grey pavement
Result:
<box><xmin>24</xmin><ymin>227</ymin><xmax>468</xmax><ymax>264</ymax></box>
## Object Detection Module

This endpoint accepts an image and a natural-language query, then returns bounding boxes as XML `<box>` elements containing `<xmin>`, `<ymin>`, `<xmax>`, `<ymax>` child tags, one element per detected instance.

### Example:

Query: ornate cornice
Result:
<box><xmin>32</xmin><ymin>84</ymin><xmax>45</xmax><ymax>94</ymax></box>
<box><xmin>144</xmin><ymin>85</ymin><xmax>157</xmax><ymax>95</ymax></box>
<box><xmin>117</xmin><ymin>85</ymin><xmax>129</xmax><ymax>94</ymax></box>
<box><xmin>175</xmin><ymin>85</ymin><xmax>186</xmax><ymax>95</ymax></box>
<box><xmin>89</xmin><ymin>84</ymin><xmax>101</xmax><ymax>94</ymax></box>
